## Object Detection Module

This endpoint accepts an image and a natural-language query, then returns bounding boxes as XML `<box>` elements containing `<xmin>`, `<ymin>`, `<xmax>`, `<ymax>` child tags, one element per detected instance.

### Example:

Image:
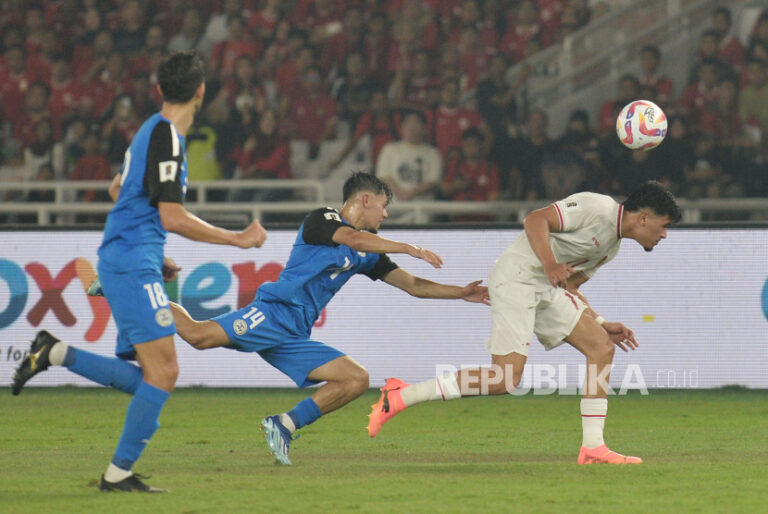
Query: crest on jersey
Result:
<box><xmin>155</xmin><ymin>308</ymin><xmax>173</xmax><ymax>327</ymax></box>
<box><xmin>233</xmin><ymin>319</ymin><xmax>247</xmax><ymax>335</ymax></box>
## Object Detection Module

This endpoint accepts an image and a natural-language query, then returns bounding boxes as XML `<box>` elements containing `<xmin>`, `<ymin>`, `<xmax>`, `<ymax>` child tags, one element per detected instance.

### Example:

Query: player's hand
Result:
<box><xmin>407</xmin><ymin>244</ymin><xmax>443</xmax><ymax>268</ymax></box>
<box><xmin>162</xmin><ymin>256</ymin><xmax>181</xmax><ymax>282</ymax></box>
<box><xmin>543</xmin><ymin>261</ymin><xmax>574</xmax><ymax>288</ymax></box>
<box><xmin>461</xmin><ymin>280</ymin><xmax>490</xmax><ymax>305</ymax></box>
<box><xmin>237</xmin><ymin>220</ymin><xmax>268</xmax><ymax>248</ymax></box>
<box><xmin>602</xmin><ymin>321</ymin><xmax>638</xmax><ymax>352</ymax></box>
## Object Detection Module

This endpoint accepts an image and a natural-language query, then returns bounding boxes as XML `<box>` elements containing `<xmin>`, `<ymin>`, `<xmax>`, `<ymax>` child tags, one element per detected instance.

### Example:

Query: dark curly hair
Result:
<box><xmin>622</xmin><ymin>181</ymin><xmax>681</xmax><ymax>223</ymax></box>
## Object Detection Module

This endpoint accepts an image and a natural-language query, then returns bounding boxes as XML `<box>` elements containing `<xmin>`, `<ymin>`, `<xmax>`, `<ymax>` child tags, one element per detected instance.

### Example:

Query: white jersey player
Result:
<box><xmin>368</xmin><ymin>181</ymin><xmax>681</xmax><ymax>464</ymax></box>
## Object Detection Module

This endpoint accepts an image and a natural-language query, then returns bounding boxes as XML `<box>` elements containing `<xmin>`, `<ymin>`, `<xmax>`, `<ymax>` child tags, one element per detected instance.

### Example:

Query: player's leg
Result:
<box><xmin>100</xmin><ymin>335</ymin><xmax>177</xmax><ymax>492</ymax></box>
<box><xmin>12</xmin><ymin>330</ymin><xmax>144</xmax><ymax>395</ymax></box>
<box><xmin>170</xmin><ymin>301</ymin><xmax>231</xmax><ymax>349</ymax></box>
<box><xmin>368</xmin><ymin>278</ymin><xmax>534</xmax><ymax>437</ymax></box>
<box><xmin>258</xmin><ymin>342</ymin><xmax>354</xmax><ymax>465</ymax></box>
<box><xmin>366</xmin><ymin>352</ymin><xmax>527</xmax><ymax>438</ymax></box>
<box><xmin>565</xmin><ymin>312</ymin><xmax>642</xmax><ymax>464</ymax></box>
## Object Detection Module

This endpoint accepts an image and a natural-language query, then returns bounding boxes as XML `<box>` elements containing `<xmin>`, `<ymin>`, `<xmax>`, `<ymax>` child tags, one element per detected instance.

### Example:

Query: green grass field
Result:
<box><xmin>1</xmin><ymin>388</ymin><xmax>766</xmax><ymax>513</ymax></box>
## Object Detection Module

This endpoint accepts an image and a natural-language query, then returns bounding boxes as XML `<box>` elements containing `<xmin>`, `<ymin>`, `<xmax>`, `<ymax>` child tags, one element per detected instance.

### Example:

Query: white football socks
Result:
<box><xmin>580</xmin><ymin>398</ymin><xmax>608</xmax><ymax>449</ymax></box>
<box><xmin>48</xmin><ymin>342</ymin><xmax>68</xmax><ymax>366</ymax></box>
<box><xmin>104</xmin><ymin>463</ymin><xmax>132</xmax><ymax>483</ymax></box>
<box><xmin>279</xmin><ymin>413</ymin><xmax>296</xmax><ymax>434</ymax></box>
<box><xmin>400</xmin><ymin>373</ymin><xmax>462</xmax><ymax>407</ymax></box>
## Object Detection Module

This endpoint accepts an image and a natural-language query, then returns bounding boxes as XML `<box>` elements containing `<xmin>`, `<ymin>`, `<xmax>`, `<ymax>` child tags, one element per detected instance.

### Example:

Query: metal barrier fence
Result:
<box><xmin>0</xmin><ymin>180</ymin><xmax>766</xmax><ymax>225</ymax></box>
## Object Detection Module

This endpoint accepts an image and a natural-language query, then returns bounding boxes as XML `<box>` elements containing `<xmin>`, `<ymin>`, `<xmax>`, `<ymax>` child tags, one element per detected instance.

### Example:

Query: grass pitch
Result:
<box><xmin>1</xmin><ymin>388</ymin><xmax>766</xmax><ymax>513</ymax></box>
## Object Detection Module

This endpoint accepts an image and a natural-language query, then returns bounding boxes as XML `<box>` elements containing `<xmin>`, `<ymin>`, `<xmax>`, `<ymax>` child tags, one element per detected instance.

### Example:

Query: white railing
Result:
<box><xmin>0</xmin><ymin>180</ymin><xmax>767</xmax><ymax>225</ymax></box>
<box><xmin>506</xmin><ymin>0</ymin><xmax>754</xmax><ymax>136</ymax></box>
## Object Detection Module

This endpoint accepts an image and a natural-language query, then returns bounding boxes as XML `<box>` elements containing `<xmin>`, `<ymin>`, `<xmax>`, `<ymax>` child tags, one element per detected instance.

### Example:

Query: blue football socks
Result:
<box><xmin>286</xmin><ymin>397</ymin><xmax>322</xmax><ymax>430</ymax></box>
<box><xmin>64</xmin><ymin>347</ymin><xmax>143</xmax><ymax>394</ymax></box>
<box><xmin>111</xmin><ymin>381</ymin><xmax>170</xmax><ymax>471</ymax></box>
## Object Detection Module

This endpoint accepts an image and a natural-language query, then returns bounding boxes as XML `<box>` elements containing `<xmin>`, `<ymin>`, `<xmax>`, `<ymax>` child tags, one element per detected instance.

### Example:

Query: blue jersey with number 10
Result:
<box><xmin>99</xmin><ymin>113</ymin><xmax>188</xmax><ymax>273</ymax></box>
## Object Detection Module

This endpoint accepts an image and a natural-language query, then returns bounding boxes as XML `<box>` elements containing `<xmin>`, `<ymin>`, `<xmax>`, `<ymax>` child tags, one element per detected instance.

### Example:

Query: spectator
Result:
<box><xmin>458</xmin><ymin>25</ymin><xmax>496</xmax><ymax>92</ymax></box>
<box><xmin>638</xmin><ymin>45</ymin><xmax>674</xmax><ymax>107</ymax></box>
<box><xmin>275</xmin><ymin>43</ymin><xmax>315</xmax><ymax>110</ymax></box>
<box><xmin>208</xmin><ymin>15</ymin><xmax>261</xmax><ymax>81</ymax></box>
<box><xmin>376</xmin><ymin>110</ymin><xmax>442</xmax><ymax>202</ymax></box>
<box><xmin>287</xmin><ymin>65</ymin><xmax>338</xmax><ymax>147</ymax></box>
<box><xmin>23</xmin><ymin>119</ymin><xmax>64</xmax><ymax>182</ymax></box>
<box><xmin>330</xmin><ymin>89</ymin><xmax>397</xmax><ymax>172</ymax></box>
<box><xmin>441</xmin><ymin>127</ymin><xmax>501</xmax><ymax>203</ymax></box>
<box><xmin>711</xmin><ymin>7</ymin><xmax>745</xmax><ymax>70</ymax></box>
<box><xmin>113</xmin><ymin>0</ymin><xmax>147</xmax><ymax>57</ymax></box>
<box><xmin>247</xmin><ymin>0</ymin><xmax>281</xmax><ymax>41</ymax></box>
<box><xmin>738</xmin><ymin>58</ymin><xmax>768</xmax><ymax>154</ymax></box>
<box><xmin>500</xmin><ymin>0</ymin><xmax>541</xmax><ymax>63</ymax></box>
<box><xmin>48</xmin><ymin>55</ymin><xmax>82</xmax><ymax>125</ymax></box>
<box><xmin>598</xmin><ymin>74</ymin><xmax>640</xmax><ymax>135</ymax></box>
<box><xmin>362</xmin><ymin>12</ymin><xmax>391</xmax><ymax>83</ymax></box>
<box><xmin>332</xmin><ymin>51</ymin><xmax>377</xmax><ymax>126</ymax></box>
<box><xmin>447</xmin><ymin>0</ymin><xmax>498</xmax><ymax>50</ymax></box>
<box><xmin>508</xmin><ymin>109</ymin><xmax>553</xmax><ymax>200</ymax></box>
<box><xmin>680</xmin><ymin>58</ymin><xmax>721</xmax><ymax>131</ymax></box>
<box><xmin>62</xmin><ymin>118</ymin><xmax>88</xmax><ymax>172</ymax></box>
<box><xmin>231</xmin><ymin>108</ymin><xmax>292</xmax><ymax>202</ymax></box>
<box><xmin>186</xmin><ymin>111</ymin><xmax>224</xmax><ymax>183</ymax></box>
<box><xmin>69</xmin><ymin>131</ymin><xmax>111</xmax><ymax>202</ymax></box>
<box><xmin>168</xmin><ymin>8</ymin><xmax>209</xmax><ymax>57</ymax></box>
<box><xmin>16</xmin><ymin>82</ymin><xmax>55</xmax><ymax>149</ymax></box>
<box><xmin>319</xmin><ymin>7</ymin><xmax>365</xmax><ymax>76</ymax></box>
<box><xmin>388</xmin><ymin>49</ymin><xmax>440</xmax><ymax>111</ymax></box>
<box><xmin>0</xmin><ymin>46</ymin><xmax>37</xmax><ymax>139</ymax></box>
<box><xmin>699</xmin><ymin>78</ymin><xmax>742</xmax><ymax>142</ymax></box>
<box><xmin>100</xmin><ymin>94</ymin><xmax>140</xmax><ymax>166</ymax></box>
<box><xmin>205</xmin><ymin>0</ymin><xmax>248</xmax><ymax>45</ymax></box>
<box><xmin>428</xmin><ymin>79</ymin><xmax>492</xmax><ymax>159</ymax></box>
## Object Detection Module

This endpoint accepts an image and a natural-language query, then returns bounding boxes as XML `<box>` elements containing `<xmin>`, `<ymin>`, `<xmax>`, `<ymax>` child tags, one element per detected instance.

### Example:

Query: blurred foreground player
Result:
<box><xmin>167</xmin><ymin>172</ymin><xmax>489</xmax><ymax>465</ymax></box>
<box><xmin>368</xmin><ymin>181</ymin><xmax>681</xmax><ymax>464</ymax></box>
<box><xmin>11</xmin><ymin>51</ymin><xmax>267</xmax><ymax>492</ymax></box>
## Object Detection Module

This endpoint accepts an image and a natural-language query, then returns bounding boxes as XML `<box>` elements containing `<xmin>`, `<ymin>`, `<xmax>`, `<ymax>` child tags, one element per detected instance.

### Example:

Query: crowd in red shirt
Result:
<box><xmin>0</xmin><ymin>1</ymin><xmax>765</xmax><ymax>209</ymax></box>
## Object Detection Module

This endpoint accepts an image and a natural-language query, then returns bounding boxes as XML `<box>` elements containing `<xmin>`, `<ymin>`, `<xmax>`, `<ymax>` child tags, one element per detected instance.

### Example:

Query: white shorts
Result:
<box><xmin>484</xmin><ymin>265</ymin><xmax>587</xmax><ymax>357</ymax></box>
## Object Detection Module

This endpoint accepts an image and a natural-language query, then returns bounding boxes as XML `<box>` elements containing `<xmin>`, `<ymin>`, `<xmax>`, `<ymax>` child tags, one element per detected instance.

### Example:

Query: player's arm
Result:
<box><xmin>108</xmin><ymin>173</ymin><xmax>122</xmax><ymax>202</ymax></box>
<box><xmin>146</xmin><ymin>122</ymin><xmax>267</xmax><ymax>249</ymax></box>
<box><xmin>565</xmin><ymin>271</ymin><xmax>638</xmax><ymax>352</ymax></box>
<box><xmin>382</xmin><ymin>268</ymin><xmax>490</xmax><ymax>304</ymax></box>
<box><xmin>332</xmin><ymin>227</ymin><xmax>443</xmax><ymax>268</ymax></box>
<box><xmin>523</xmin><ymin>205</ymin><xmax>573</xmax><ymax>287</ymax></box>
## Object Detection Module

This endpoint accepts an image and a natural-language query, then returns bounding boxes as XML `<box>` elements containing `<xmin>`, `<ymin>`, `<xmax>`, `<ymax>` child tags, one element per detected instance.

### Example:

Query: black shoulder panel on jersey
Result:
<box><xmin>364</xmin><ymin>253</ymin><xmax>399</xmax><ymax>281</ymax></box>
<box><xmin>145</xmin><ymin>121</ymin><xmax>184</xmax><ymax>207</ymax></box>
<box><xmin>302</xmin><ymin>207</ymin><xmax>349</xmax><ymax>246</ymax></box>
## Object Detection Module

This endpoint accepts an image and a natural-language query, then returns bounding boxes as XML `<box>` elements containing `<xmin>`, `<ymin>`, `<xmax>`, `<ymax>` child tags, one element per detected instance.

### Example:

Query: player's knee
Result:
<box><xmin>348</xmin><ymin>367</ymin><xmax>370</xmax><ymax>395</ymax></box>
<box><xmin>592</xmin><ymin>335</ymin><xmax>615</xmax><ymax>363</ymax></box>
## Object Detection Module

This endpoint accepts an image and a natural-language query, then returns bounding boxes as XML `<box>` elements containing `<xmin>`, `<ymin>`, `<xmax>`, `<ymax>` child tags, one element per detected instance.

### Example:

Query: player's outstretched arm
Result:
<box><xmin>158</xmin><ymin>202</ymin><xmax>267</xmax><ymax>248</ymax></box>
<box><xmin>333</xmin><ymin>227</ymin><xmax>443</xmax><ymax>268</ymax></box>
<box><xmin>383</xmin><ymin>268</ymin><xmax>490</xmax><ymax>304</ymax></box>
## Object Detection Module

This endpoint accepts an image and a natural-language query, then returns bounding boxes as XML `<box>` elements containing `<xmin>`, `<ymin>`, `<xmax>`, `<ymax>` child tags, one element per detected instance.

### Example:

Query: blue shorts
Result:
<box><xmin>213</xmin><ymin>300</ymin><xmax>345</xmax><ymax>388</ymax></box>
<box><xmin>98</xmin><ymin>265</ymin><xmax>175</xmax><ymax>360</ymax></box>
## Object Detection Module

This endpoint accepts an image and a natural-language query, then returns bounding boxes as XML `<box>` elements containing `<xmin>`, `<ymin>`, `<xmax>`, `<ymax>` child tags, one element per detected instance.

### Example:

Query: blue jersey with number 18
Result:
<box><xmin>98</xmin><ymin>113</ymin><xmax>188</xmax><ymax>273</ymax></box>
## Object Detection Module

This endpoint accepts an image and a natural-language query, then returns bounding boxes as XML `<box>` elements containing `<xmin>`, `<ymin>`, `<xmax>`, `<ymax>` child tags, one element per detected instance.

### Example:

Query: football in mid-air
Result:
<box><xmin>616</xmin><ymin>100</ymin><xmax>667</xmax><ymax>150</ymax></box>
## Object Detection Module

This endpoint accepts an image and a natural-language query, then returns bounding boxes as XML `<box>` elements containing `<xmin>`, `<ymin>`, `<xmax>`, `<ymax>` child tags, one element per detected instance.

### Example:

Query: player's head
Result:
<box><xmin>622</xmin><ymin>181</ymin><xmax>681</xmax><ymax>252</ymax></box>
<box><xmin>157</xmin><ymin>50</ymin><xmax>206</xmax><ymax>110</ymax></box>
<box><xmin>341</xmin><ymin>171</ymin><xmax>393</xmax><ymax>232</ymax></box>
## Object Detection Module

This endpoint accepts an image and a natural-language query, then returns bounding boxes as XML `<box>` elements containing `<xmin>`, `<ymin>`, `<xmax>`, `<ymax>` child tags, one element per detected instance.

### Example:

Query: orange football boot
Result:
<box><xmin>367</xmin><ymin>377</ymin><xmax>410</xmax><ymax>438</ymax></box>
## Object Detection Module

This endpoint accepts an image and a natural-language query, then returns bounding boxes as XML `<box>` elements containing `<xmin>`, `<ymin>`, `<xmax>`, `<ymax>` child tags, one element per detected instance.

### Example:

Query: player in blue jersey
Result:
<box><xmin>11</xmin><ymin>51</ymin><xmax>267</xmax><ymax>492</ymax></box>
<box><xmin>165</xmin><ymin>171</ymin><xmax>490</xmax><ymax>465</ymax></box>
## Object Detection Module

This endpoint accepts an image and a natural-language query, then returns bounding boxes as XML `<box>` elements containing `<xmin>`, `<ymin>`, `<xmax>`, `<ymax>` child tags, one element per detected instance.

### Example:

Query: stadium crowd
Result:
<box><xmin>0</xmin><ymin>0</ymin><xmax>766</xmax><ymax>213</ymax></box>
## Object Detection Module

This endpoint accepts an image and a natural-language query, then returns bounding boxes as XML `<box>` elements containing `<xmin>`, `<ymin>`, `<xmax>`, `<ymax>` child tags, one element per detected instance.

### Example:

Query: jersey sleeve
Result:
<box><xmin>363</xmin><ymin>253</ymin><xmax>399</xmax><ymax>281</ymax></box>
<box><xmin>552</xmin><ymin>193</ymin><xmax>592</xmax><ymax>232</ymax></box>
<box><xmin>145</xmin><ymin>121</ymin><xmax>185</xmax><ymax>206</ymax></box>
<box><xmin>302</xmin><ymin>207</ymin><xmax>350</xmax><ymax>246</ymax></box>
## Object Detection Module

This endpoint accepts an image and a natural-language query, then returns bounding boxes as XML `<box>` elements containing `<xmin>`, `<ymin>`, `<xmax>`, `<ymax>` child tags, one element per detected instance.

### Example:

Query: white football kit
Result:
<box><xmin>486</xmin><ymin>192</ymin><xmax>624</xmax><ymax>356</ymax></box>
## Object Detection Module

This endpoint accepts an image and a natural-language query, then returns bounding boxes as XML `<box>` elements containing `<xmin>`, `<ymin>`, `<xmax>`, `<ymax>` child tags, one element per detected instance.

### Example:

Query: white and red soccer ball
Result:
<box><xmin>616</xmin><ymin>100</ymin><xmax>667</xmax><ymax>150</ymax></box>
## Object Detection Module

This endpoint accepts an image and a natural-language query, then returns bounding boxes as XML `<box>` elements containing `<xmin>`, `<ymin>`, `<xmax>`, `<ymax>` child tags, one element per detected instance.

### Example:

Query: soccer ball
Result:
<box><xmin>615</xmin><ymin>100</ymin><xmax>667</xmax><ymax>150</ymax></box>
